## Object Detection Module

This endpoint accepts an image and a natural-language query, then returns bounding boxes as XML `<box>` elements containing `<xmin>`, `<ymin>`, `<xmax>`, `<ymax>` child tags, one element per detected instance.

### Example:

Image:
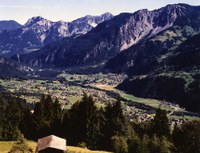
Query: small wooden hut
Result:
<box><xmin>35</xmin><ymin>135</ymin><xmax>66</xmax><ymax>153</ymax></box>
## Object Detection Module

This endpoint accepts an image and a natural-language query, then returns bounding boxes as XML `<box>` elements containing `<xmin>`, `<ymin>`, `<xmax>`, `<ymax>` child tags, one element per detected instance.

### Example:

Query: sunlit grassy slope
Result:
<box><xmin>0</xmin><ymin>141</ymin><xmax>111</xmax><ymax>153</ymax></box>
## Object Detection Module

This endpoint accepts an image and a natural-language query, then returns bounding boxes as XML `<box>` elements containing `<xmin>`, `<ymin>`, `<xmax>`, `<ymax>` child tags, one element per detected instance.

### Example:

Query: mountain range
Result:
<box><xmin>0</xmin><ymin>13</ymin><xmax>113</xmax><ymax>57</ymax></box>
<box><xmin>14</xmin><ymin>4</ymin><xmax>200</xmax><ymax>69</ymax></box>
<box><xmin>1</xmin><ymin>3</ymin><xmax>200</xmax><ymax>112</ymax></box>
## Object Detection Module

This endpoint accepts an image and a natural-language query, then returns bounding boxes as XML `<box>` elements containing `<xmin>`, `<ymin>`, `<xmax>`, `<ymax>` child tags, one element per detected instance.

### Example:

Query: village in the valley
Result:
<box><xmin>0</xmin><ymin>72</ymin><xmax>199</xmax><ymax>127</ymax></box>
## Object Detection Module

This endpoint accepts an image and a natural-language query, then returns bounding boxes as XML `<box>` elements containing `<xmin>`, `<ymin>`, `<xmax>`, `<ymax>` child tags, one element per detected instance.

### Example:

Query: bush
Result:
<box><xmin>8</xmin><ymin>134</ymin><xmax>33</xmax><ymax>153</ymax></box>
<box><xmin>149</xmin><ymin>135</ymin><xmax>173</xmax><ymax>153</ymax></box>
<box><xmin>77</xmin><ymin>142</ymin><xmax>87</xmax><ymax>148</ymax></box>
<box><xmin>111</xmin><ymin>136</ymin><xmax>128</xmax><ymax>153</ymax></box>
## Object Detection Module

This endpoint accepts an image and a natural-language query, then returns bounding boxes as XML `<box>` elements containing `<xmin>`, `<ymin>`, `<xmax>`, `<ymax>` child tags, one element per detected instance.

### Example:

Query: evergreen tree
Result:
<box><xmin>19</xmin><ymin>109</ymin><xmax>33</xmax><ymax>140</ymax></box>
<box><xmin>63</xmin><ymin>102</ymin><xmax>81</xmax><ymax>145</ymax></box>
<box><xmin>51</xmin><ymin>98</ymin><xmax>63</xmax><ymax>137</ymax></box>
<box><xmin>151</xmin><ymin>108</ymin><xmax>170</xmax><ymax>137</ymax></box>
<box><xmin>0</xmin><ymin>94</ymin><xmax>27</xmax><ymax>140</ymax></box>
<box><xmin>138</xmin><ymin>135</ymin><xmax>150</xmax><ymax>153</ymax></box>
<box><xmin>149</xmin><ymin>135</ymin><xmax>173</xmax><ymax>153</ymax></box>
<box><xmin>63</xmin><ymin>93</ymin><xmax>100</xmax><ymax>149</ymax></box>
<box><xmin>0</xmin><ymin>94</ymin><xmax>6</xmax><ymax>140</ymax></box>
<box><xmin>127</xmin><ymin>134</ymin><xmax>141</xmax><ymax>153</ymax></box>
<box><xmin>95</xmin><ymin>108</ymin><xmax>107</xmax><ymax>149</ymax></box>
<box><xmin>103</xmin><ymin>99</ymin><xmax>127</xmax><ymax>150</ymax></box>
<box><xmin>172</xmin><ymin>121</ymin><xmax>200</xmax><ymax>153</ymax></box>
<box><xmin>132</xmin><ymin>121</ymin><xmax>151</xmax><ymax>137</ymax></box>
<box><xmin>111</xmin><ymin>136</ymin><xmax>128</xmax><ymax>153</ymax></box>
<box><xmin>31</xmin><ymin>95</ymin><xmax>63</xmax><ymax>139</ymax></box>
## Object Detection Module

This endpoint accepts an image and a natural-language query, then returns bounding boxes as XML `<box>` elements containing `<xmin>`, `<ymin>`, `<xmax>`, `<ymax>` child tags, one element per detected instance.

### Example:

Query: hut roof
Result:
<box><xmin>36</xmin><ymin>135</ymin><xmax>66</xmax><ymax>152</ymax></box>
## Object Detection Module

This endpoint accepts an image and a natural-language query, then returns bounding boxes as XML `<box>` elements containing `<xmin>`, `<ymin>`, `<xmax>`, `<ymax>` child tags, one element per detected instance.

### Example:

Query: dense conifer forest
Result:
<box><xmin>0</xmin><ymin>93</ymin><xmax>200</xmax><ymax>153</ymax></box>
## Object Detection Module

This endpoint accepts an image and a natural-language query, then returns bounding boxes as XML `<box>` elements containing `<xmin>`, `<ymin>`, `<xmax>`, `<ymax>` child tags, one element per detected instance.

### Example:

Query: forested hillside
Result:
<box><xmin>116</xmin><ymin>33</ymin><xmax>200</xmax><ymax>112</ymax></box>
<box><xmin>0</xmin><ymin>93</ymin><xmax>200</xmax><ymax>153</ymax></box>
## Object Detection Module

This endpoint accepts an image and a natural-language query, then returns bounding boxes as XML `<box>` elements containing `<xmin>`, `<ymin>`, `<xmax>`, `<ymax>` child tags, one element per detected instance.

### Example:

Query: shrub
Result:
<box><xmin>77</xmin><ymin>142</ymin><xmax>87</xmax><ymax>148</ymax></box>
<box><xmin>8</xmin><ymin>134</ymin><xmax>33</xmax><ymax>153</ymax></box>
<box><xmin>111</xmin><ymin>136</ymin><xmax>128</xmax><ymax>153</ymax></box>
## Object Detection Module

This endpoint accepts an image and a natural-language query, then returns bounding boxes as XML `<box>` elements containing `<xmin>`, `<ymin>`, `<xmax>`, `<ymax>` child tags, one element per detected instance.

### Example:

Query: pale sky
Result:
<box><xmin>0</xmin><ymin>0</ymin><xmax>200</xmax><ymax>25</ymax></box>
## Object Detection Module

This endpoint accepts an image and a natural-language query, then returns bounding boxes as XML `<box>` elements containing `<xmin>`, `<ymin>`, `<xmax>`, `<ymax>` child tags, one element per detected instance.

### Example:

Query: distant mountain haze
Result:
<box><xmin>0</xmin><ymin>13</ymin><xmax>113</xmax><ymax>57</ymax></box>
<box><xmin>0</xmin><ymin>20</ymin><xmax>22</xmax><ymax>33</ymax></box>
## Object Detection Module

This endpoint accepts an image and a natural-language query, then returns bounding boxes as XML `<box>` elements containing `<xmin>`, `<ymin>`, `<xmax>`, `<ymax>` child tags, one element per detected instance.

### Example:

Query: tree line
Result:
<box><xmin>0</xmin><ymin>93</ymin><xmax>200</xmax><ymax>153</ymax></box>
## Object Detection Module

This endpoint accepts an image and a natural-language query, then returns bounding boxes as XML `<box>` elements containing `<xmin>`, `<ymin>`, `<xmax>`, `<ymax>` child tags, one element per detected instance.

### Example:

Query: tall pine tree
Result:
<box><xmin>31</xmin><ymin>95</ymin><xmax>63</xmax><ymax>139</ymax></box>
<box><xmin>151</xmin><ymin>108</ymin><xmax>170</xmax><ymax>138</ymax></box>
<box><xmin>103</xmin><ymin>99</ymin><xmax>127</xmax><ymax>150</ymax></box>
<box><xmin>63</xmin><ymin>93</ymin><xmax>100</xmax><ymax>149</ymax></box>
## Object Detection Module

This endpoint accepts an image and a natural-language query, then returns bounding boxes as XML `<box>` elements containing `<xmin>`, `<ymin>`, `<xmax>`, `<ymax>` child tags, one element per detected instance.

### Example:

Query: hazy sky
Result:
<box><xmin>0</xmin><ymin>0</ymin><xmax>200</xmax><ymax>24</ymax></box>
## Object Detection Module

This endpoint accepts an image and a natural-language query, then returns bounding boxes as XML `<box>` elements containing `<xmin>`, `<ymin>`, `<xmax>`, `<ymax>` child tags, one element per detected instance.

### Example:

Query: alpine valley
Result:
<box><xmin>1</xmin><ymin>2</ymin><xmax>200</xmax><ymax>153</ymax></box>
<box><xmin>0</xmin><ymin>3</ymin><xmax>200</xmax><ymax>121</ymax></box>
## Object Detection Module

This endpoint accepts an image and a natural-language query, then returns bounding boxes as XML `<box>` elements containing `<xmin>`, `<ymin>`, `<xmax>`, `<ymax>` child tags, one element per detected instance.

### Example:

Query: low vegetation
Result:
<box><xmin>0</xmin><ymin>141</ymin><xmax>111</xmax><ymax>153</ymax></box>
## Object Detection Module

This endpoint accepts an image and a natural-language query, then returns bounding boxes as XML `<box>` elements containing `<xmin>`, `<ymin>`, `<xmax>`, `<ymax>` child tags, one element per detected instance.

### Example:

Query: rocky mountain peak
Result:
<box><xmin>105</xmin><ymin>3</ymin><xmax>200</xmax><ymax>74</ymax></box>
<box><xmin>0</xmin><ymin>13</ymin><xmax>114</xmax><ymax>57</ymax></box>
<box><xmin>100</xmin><ymin>12</ymin><xmax>113</xmax><ymax>18</ymax></box>
<box><xmin>24</xmin><ymin>16</ymin><xmax>51</xmax><ymax>27</ymax></box>
<box><xmin>57</xmin><ymin>20</ymin><xmax>68</xmax><ymax>25</ymax></box>
<box><xmin>13</xmin><ymin>4</ymin><xmax>200</xmax><ymax>68</ymax></box>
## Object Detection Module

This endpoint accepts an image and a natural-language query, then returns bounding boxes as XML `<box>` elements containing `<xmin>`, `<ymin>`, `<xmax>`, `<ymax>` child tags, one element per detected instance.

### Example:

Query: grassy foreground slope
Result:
<box><xmin>0</xmin><ymin>141</ymin><xmax>111</xmax><ymax>153</ymax></box>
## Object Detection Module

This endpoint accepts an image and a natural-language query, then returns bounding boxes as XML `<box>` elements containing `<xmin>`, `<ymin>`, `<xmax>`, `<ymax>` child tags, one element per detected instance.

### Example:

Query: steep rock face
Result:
<box><xmin>44</xmin><ymin>13</ymin><xmax>113</xmax><ymax>45</ymax></box>
<box><xmin>105</xmin><ymin>25</ymin><xmax>200</xmax><ymax>74</ymax></box>
<box><xmin>24</xmin><ymin>16</ymin><xmax>53</xmax><ymax>43</ymax></box>
<box><xmin>43</xmin><ymin>21</ymin><xmax>69</xmax><ymax>45</ymax></box>
<box><xmin>68</xmin><ymin>12</ymin><xmax>113</xmax><ymax>36</ymax></box>
<box><xmin>15</xmin><ymin>4</ymin><xmax>200</xmax><ymax>68</ymax></box>
<box><xmin>0</xmin><ymin>20</ymin><xmax>22</xmax><ymax>33</ymax></box>
<box><xmin>0</xmin><ymin>13</ymin><xmax>113</xmax><ymax>57</ymax></box>
<box><xmin>105</xmin><ymin>4</ymin><xmax>200</xmax><ymax>73</ymax></box>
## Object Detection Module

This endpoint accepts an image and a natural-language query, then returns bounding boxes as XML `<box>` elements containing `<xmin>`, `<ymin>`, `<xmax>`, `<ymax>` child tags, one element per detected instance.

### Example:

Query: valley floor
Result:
<box><xmin>0</xmin><ymin>72</ymin><xmax>199</xmax><ymax>124</ymax></box>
